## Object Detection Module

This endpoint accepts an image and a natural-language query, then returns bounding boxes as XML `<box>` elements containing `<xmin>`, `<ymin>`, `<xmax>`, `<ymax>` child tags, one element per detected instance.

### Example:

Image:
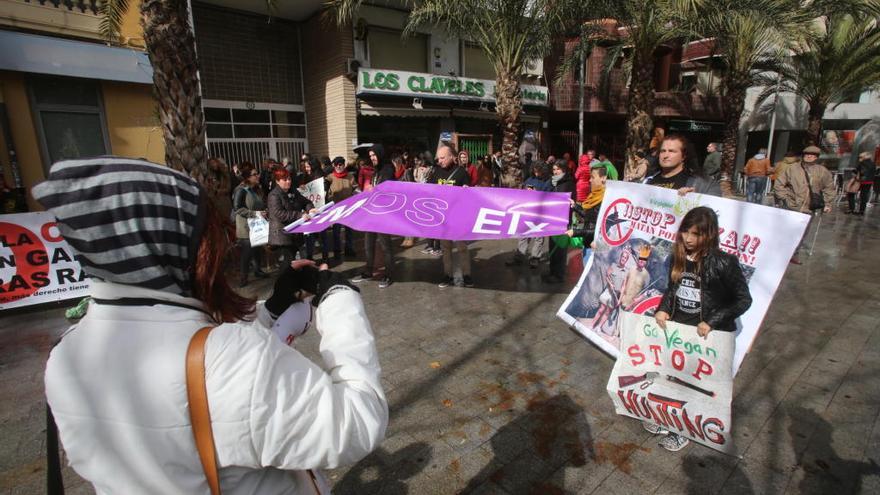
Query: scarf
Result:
<box><xmin>581</xmin><ymin>185</ymin><xmax>605</xmax><ymax>210</ymax></box>
<box><xmin>332</xmin><ymin>170</ymin><xmax>349</xmax><ymax>179</ymax></box>
<box><xmin>551</xmin><ymin>173</ymin><xmax>564</xmax><ymax>187</ymax></box>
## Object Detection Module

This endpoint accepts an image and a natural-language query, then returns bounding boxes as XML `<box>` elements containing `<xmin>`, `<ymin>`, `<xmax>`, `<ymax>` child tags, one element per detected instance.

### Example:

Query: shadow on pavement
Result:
<box><xmin>460</xmin><ymin>392</ymin><xmax>593</xmax><ymax>494</ymax></box>
<box><xmin>334</xmin><ymin>442</ymin><xmax>434</xmax><ymax>494</ymax></box>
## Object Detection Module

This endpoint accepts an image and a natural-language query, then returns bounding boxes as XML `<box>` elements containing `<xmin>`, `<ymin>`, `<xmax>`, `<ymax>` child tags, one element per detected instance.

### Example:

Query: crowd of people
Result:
<box><xmin>217</xmin><ymin>134</ymin><xmax>877</xmax><ymax>288</ymax></box>
<box><xmin>33</xmin><ymin>131</ymin><xmax>878</xmax><ymax>492</ymax></box>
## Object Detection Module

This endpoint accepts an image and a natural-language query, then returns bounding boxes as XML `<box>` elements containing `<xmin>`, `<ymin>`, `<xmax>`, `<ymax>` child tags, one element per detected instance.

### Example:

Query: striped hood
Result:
<box><xmin>32</xmin><ymin>157</ymin><xmax>206</xmax><ymax>296</ymax></box>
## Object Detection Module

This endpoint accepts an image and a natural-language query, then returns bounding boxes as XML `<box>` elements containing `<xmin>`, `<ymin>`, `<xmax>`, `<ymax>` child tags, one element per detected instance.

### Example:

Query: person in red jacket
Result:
<box><xmin>575</xmin><ymin>153</ymin><xmax>593</xmax><ymax>202</ymax></box>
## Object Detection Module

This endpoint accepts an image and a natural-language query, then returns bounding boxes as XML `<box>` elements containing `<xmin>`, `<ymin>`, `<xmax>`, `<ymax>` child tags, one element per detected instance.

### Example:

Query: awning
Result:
<box><xmin>451</xmin><ymin>108</ymin><xmax>541</xmax><ymax>123</ymax></box>
<box><xmin>358</xmin><ymin>101</ymin><xmax>450</xmax><ymax>118</ymax></box>
<box><xmin>0</xmin><ymin>30</ymin><xmax>153</xmax><ymax>84</ymax></box>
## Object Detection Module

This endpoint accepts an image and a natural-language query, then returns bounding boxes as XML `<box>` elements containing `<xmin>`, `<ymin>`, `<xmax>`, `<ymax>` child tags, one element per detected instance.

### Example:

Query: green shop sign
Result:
<box><xmin>357</xmin><ymin>68</ymin><xmax>548</xmax><ymax>107</ymax></box>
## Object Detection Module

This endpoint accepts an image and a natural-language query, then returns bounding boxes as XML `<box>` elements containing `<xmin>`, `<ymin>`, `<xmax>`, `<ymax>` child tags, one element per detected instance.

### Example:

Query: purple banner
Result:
<box><xmin>284</xmin><ymin>181</ymin><xmax>571</xmax><ymax>240</ymax></box>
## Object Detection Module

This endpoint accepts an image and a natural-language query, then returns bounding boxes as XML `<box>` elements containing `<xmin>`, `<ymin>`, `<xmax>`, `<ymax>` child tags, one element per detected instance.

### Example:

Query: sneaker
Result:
<box><xmin>378</xmin><ymin>277</ymin><xmax>393</xmax><ymax>289</ymax></box>
<box><xmin>658</xmin><ymin>433</ymin><xmax>690</xmax><ymax>452</ymax></box>
<box><xmin>438</xmin><ymin>276</ymin><xmax>455</xmax><ymax>289</ymax></box>
<box><xmin>643</xmin><ymin>422</ymin><xmax>669</xmax><ymax>436</ymax></box>
<box><xmin>463</xmin><ymin>275</ymin><xmax>474</xmax><ymax>288</ymax></box>
<box><xmin>351</xmin><ymin>273</ymin><xmax>372</xmax><ymax>283</ymax></box>
<box><xmin>420</xmin><ymin>247</ymin><xmax>435</xmax><ymax>255</ymax></box>
<box><xmin>431</xmin><ymin>249</ymin><xmax>443</xmax><ymax>257</ymax></box>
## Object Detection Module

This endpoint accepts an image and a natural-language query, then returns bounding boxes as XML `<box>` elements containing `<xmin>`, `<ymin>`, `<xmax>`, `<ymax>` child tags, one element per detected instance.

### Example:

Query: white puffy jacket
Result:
<box><xmin>45</xmin><ymin>280</ymin><xmax>387</xmax><ymax>494</ymax></box>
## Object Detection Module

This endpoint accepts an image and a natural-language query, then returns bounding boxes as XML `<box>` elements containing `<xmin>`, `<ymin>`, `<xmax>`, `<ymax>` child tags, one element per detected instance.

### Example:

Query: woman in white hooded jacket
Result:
<box><xmin>34</xmin><ymin>157</ymin><xmax>387</xmax><ymax>494</ymax></box>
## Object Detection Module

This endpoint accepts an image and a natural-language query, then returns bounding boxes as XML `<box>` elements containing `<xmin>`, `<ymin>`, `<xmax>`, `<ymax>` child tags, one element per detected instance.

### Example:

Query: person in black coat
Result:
<box><xmin>649</xmin><ymin>206</ymin><xmax>752</xmax><ymax>452</ymax></box>
<box><xmin>267</xmin><ymin>168</ymin><xmax>314</xmax><ymax>269</ymax></box>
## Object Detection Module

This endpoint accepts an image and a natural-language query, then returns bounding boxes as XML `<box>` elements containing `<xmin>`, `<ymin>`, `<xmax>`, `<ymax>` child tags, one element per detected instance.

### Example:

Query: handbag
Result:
<box><xmin>186</xmin><ymin>327</ymin><xmax>323</xmax><ymax>495</ymax></box>
<box><xmin>247</xmin><ymin>216</ymin><xmax>270</xmax><ymax>246</ymax></box>
<box><xmin>801</xmin><ymin>164</ymin><xmax>825</xmax><ymax>211</ymax></box>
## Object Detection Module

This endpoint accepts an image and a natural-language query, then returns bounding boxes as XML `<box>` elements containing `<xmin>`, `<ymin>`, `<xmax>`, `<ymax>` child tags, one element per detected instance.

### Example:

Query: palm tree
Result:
<box><xmin>677</xmin><ymin>0</ymin><xmax>812</xmax><ymax>196</ymax></box>
<box><xmin>100</xmin><ymin>0</ymin><xmax>212</xmax><ymax>193</ymax></box>
<box><xmin>584</xmin><ymin>1</ymin><xmax>689</xmax><ymax>181</ymax></box>
<box><xmin>757</xmin><ymin>13</ymin><xmax>880</xmax><ymax>146</ymax></box>
<box><xmin>331</xmin><ymin>0</ymin><xmax>569</xmax><ymax>187</ymax></box>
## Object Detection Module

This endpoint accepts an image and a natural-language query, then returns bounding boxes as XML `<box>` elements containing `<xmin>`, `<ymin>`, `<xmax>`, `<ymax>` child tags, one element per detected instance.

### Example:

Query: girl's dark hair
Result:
<box><xmin>191</xmin><ymin>199</ymin><xmax>255</xmax><ymax>323</ymax></box>
<box><xmin>671</xmin><ymin>207</ymin><xmax>720</xmax><ymax>283</ymax></box>
<box><xmin>237</xmin><ymin>162</ymin><xmax>256</xmax><ymax>184</ymax></box>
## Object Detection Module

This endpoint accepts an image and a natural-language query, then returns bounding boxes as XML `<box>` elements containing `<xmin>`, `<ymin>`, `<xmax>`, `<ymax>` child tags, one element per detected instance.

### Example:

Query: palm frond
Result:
<box><xmin>99</xmin><ymin>0</ymin><xmax>130</xmax><ymax>44</ymax></box>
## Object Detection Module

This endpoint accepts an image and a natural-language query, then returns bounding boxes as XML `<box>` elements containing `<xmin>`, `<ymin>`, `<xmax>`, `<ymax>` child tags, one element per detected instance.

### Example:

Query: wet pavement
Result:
<box><xmin>1</xmin><ymin>207</ymin><xmax>879</xmax><ymax>494</ymax></box>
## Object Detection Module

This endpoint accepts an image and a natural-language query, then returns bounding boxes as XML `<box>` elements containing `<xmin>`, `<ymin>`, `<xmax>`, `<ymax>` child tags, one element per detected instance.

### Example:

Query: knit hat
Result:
<box><xmin>32</xmin><ymin>157</ymin><xmax>206</xmax><ymax>296</ymax></box>
<box><xmin>802</xmin><ymin>145</ymin><xmax>822</xmax><ymax>155</ymax></box>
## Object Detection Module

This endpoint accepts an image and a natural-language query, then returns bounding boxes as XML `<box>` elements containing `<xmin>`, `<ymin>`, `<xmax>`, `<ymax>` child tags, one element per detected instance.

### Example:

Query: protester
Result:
<box><xmin>397</xmin><ymin>153</ymin><xmax>416</xmax><ymax>248</ymax></box>
<box><xmin>430</xmin><ymin>144</ymin><xmax>474</xmax><ymax>288</ymax></box>
<box><xmin>34</xmin><ymin>158</ymin><xmax>388</xmax><ymax>493</ymax></box>
<box><xmin>624</xmin><ymin>150</ymin><xmax>649</xmax><ymax>182</ymax></box>
<box><xmin>595</xmin><ymin>152</ymin><xmax>618</xmax><ymax>180</ymax></box>
<box><xmin>854</xmin><ymin>151</ymin><xmax>876</xmax><ymax>215</ymax></box>
<box><xmin>352</xmin><ymin>144</ymin><xmax>397</xmax><ymax>288</ymax></box>
<box><xmin>644</xmin><ymin>134</ymin><xmax>721</xmax><ymax>196</ymax></box>
<box><xmin>845</xmin><ymin>171</ymin><xmax>862</xmax><ymax>214</ymax></box>
<box><xmin>206</xmin><ymin>157</ymin><xmax>233</xmax><ymax>219</ymax></box>
<box><xmin>505</xmin><ymin>163</ymin><xmax>551</xmax><ymax>268</ymax></box>
<box><xmin>541</xmin><ymin>162</ymin><xmax>577</xmax><ymax>283</ymax></box>
<box><xmin>571</xmin><ymin>165</ymin><xmax>608</xmax><ymax>261</ymax></box>
<box><xmin>326</xmin><ymin>156</ymin><xmax>358</xmax><ymax>258</ymax></box>
<box><xmin>491</xmin><ymin>150</ymin><xmax>504</xmax><ymax>186</ymax></box>
<box><xmin>232</xmin><ymin>162</ymin><xmax>269</xmax><ymax>287</ymax></box>
<box><xmin>413</xmin><ymin>154</ymin><xmax>431</xmax><ymax>183</ymax></box>
<box><xmin>575</xmin><ymin>153</ymin><xmax>593</xmax><ymax>202</ymax></box>
<box><xmin>357</xmin><ymin>157</ymin><xmax>375</xmax><ymax>193</ymax></box>
<box><xmin>320</xmin><ymin>155</ymin><xmax>334</xmax><ymax>176</ymax></box>
<box><xmin>743</xmin><ymin>148</ymin><xmax>772</xmax><ymax>204</ymax></box>
<box><xmin>702</xmin><ymin>143</ymin><xmax>721</xmax><ymax>180</ymax></box>
<box><xmin>563</xmin><ymin>151</ymin><xmax>576</xmax><ymax>175</ymax></box>
<box><xmin>773</xmin><ymin>145</ymin><xmax>834</xmax><ymax>264</ymax></box>
<box><xmin>259</xmin><ymin>158</ymin><xmax>278</xmax><ymax>194</ymax></box>
<box><xmin>473</xmin><ymin>155</ymin><xmax>495</xmax><ymax>187</ymax></box>
<box><xmin>652</xmin><ymin>207</ymin><xmax>752</xmax><ymax>451</ymax></box>
<box><xmin>392</xmin><ymin>153</ymin><xmax>408</xmax><ymax>180</ymax></box>
<box><xmin>268</xmin><ymin>168</ymin><xmax>314</xmax><ymax>269</ymax></box>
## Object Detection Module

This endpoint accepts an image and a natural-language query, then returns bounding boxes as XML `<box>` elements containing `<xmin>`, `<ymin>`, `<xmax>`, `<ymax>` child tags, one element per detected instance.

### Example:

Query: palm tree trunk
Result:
<box><xmin>495</xmin><ymin>69</ymin><xmax>523</xmax><ymax>188</ymax></box>
<box><xmin>624</xmin><ymin>55</ymin><xmax>655</xmax><ymax>181</ymax></box>
<box><xmin>141</xmin><ymin>0</ymin><xmax>211</xmax><ymax>192</ymax></box>
<box><xmin>806</xmin><ymin>103</ymin><xmax>825</xmax><ymax>147</ymax></box>
<box><xmin>719</xmin><ymin>74</ymin><xmax>749</xmax><ymax>198</ymax></box>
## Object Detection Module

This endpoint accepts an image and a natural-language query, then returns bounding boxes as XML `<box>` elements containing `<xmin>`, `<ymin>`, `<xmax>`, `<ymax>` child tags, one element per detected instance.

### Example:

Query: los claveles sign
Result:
<box><xmin>357</xmin><ymin>68</ymin><xmax>548</xmax><ymax>107</ymax></box>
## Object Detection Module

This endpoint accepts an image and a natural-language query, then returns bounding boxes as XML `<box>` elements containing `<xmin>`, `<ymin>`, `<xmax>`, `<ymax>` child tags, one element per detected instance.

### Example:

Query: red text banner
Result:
<box><xmin>0</xmin><ymin>212</ymin><xmax>90</xmax><ymax>309</ymax></box>
<box><xmin>607</xmin><ymin>312</ymin><xmax>736</xmax><ymax>454</ymax></box>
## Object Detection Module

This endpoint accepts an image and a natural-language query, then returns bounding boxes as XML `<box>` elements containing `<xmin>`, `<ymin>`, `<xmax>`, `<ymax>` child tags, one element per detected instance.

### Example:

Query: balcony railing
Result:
<box><xmin>23</xmin><ymin>0</ymin><xmax>101</xmax><ymax>15</ymax></box>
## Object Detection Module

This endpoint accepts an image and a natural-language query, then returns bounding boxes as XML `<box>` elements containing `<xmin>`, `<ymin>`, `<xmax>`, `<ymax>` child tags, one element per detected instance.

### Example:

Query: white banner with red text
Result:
<box><xmin>557</xmin><ymin>180</ymin><xmax>810</xmax><ymax>374</ymax></box>
<box><xmin>0</xmin><ymin>212</ymin><xmax>90</xmax><ymax>309</ymax></box>
<box><xmin>608</xmin><ymin>312</ymin><xmax>735</xmax><ymax>454</ymax></box>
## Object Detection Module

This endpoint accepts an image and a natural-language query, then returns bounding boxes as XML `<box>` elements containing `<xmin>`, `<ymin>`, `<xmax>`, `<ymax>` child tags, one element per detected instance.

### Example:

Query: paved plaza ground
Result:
<box><xmin>1</xmin><ymin>208</ymin><xmax>879</xmax><ymax>494</ymax></box>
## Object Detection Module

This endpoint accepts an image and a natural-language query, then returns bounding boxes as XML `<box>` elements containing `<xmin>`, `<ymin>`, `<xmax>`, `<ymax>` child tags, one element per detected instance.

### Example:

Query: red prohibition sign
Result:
<box><xmin>631</xmin><ymin>295</ymin><xmax>663</xmax><ymax>315</ymax></box>
<box><xmin>600</xmin><ymin>198</ymin><xmax>634</xmax><ymax>247</ymax></box>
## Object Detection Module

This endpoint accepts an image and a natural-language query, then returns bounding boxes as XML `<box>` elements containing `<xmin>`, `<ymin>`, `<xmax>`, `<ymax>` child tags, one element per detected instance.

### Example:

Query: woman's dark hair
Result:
<box><xmin>273</xmin><ymin>168</ymin><xmax>291</xmax><ymax>182</ymax></box>
<box><xmin>192</xmin><ymin>200</ymin><xmax>255</xmax><ymax>323</ymax></box>
<box><xmin>237</xmin><ymin>162</ymin><xmax>256</xmax><ymax>184</ymax></box>
<box><xmin>671</xmin><ymin>206</ymin><xmax>720</xmax><ymax>283</ymax></box>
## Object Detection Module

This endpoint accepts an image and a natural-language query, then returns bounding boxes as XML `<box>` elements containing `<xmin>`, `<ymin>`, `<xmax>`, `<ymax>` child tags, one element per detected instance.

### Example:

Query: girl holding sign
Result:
<box><xmin>650</xmin><ymin>206</ymin><xmax>752</xmax><ymax>451</ymax></box>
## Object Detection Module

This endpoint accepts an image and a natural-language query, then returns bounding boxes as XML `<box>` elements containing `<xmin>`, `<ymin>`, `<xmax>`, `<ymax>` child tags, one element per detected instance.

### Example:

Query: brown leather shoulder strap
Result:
<box><xmin>186</xmin><ymin>326</ymin><xmax>221</xmax><ymax>495</ymax></box>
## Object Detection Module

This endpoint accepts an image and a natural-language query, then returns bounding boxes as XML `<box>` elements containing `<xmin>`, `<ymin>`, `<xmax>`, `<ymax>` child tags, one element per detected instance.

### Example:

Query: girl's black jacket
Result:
<box><xmin>656</xmin><ymin>249</ymin><xmax>752</xmax><ymax>332</ymax></box>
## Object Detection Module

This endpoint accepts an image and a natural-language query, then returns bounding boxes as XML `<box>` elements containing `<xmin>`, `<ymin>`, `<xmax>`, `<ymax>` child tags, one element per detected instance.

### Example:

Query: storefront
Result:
<box><xmin>355</xmin><ymin>68</ymin><xmax>548</xmax><ymax>160</ymax></box>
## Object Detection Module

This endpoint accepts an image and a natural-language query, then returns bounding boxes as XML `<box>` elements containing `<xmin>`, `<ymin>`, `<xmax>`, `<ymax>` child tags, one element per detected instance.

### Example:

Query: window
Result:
<box><xmin>368</xmin><ymin>27</ymin><xmax>428</xmax><ymax>72</ymax></box>
<box><xmin>462</xmin><ymin>42</ymin><xmax>494</xmax><ymax>79</ymax></box>
<box><xmin>29</xmin><ymin>76</ymin><xmax>109</xmax><ymax>173</ymax></box>
<box><xmin>204</xmin><ymin>106</ymin><xmax>306</xmax><ymax>139</ymax></box>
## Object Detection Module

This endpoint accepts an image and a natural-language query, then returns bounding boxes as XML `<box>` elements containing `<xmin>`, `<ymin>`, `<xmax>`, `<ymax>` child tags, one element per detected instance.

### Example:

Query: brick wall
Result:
<box><xmin>300</xmin><ymin>13</ymin><xmax>357</xmax><ymax>159</ymax></box>
<box><xmin>192</xmin><ymin>2</ymin><xmax>302</xmax><ymax>104</ymax></box>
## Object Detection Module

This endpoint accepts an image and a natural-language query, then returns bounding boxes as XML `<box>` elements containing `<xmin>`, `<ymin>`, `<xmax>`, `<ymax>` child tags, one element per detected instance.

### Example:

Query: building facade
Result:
<box><xmin>0</xmin><ymin>0</ymin><xmax>162</xmax><ymax>211</ymax></box>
